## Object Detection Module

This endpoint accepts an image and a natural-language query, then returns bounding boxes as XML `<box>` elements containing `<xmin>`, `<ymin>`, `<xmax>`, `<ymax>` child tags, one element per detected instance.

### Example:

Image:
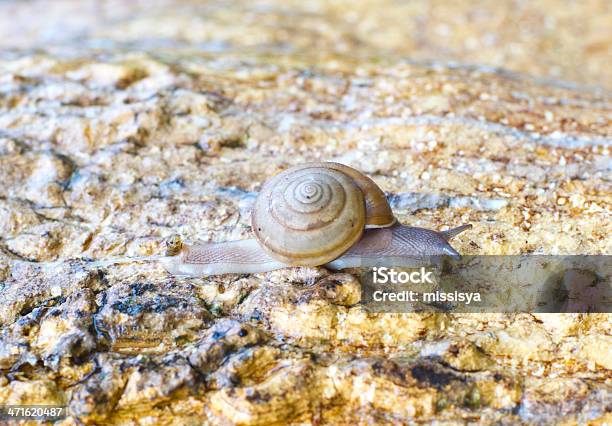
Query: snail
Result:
<box><xmin>160</xmin><ymin>162</ymin><xmax>471</xmax><ymax>276</ymax></box>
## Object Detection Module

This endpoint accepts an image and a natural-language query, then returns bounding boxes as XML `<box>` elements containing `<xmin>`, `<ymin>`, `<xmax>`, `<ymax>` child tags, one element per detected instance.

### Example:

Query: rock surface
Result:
<box><xmin>0</xmin><ymin>0</ymin><xmax>610</xmax><ymax>425</ymax></box>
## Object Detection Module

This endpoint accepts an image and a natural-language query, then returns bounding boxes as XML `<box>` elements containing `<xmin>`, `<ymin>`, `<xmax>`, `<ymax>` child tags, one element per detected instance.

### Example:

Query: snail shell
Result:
<box><xmin>251</xmin><ymin>162</ymin><xmax>395</xmax><ymax>267</ymax></box>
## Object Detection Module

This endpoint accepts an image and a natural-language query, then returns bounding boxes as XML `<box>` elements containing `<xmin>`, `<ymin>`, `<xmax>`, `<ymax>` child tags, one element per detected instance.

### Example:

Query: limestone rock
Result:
<box><xmin>0</xmin><ymin>0</ymin><xmax>610</xmax><ymax>425</ymax></box>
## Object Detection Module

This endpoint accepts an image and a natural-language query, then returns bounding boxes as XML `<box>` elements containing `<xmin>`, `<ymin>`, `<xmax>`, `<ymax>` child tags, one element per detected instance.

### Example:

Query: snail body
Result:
<box><xmin>161</xmin><ymin>162</ymin><xmax>471</xmax><ymax>276</ymax></box>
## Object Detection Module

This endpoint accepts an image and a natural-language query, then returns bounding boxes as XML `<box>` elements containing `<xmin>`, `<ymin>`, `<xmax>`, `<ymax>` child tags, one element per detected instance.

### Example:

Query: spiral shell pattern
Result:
<box><xmin>252</xmin><ymin>164</ymin><xmax>366</xmax><ymax>266</ymax></box>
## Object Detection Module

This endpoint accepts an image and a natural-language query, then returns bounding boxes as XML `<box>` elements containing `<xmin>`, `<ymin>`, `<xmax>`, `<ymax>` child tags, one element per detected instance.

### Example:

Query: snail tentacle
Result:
<box><xmin>441</xmin><ymin>224</ymin><xmax>473</xmax><ymax>241</ymax></box>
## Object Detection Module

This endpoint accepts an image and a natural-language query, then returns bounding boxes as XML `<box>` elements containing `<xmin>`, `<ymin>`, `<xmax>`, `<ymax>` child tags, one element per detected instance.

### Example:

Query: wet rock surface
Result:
<box><xmin>0</xmin><ymin>0</ymin><xmax>611</xmax><ymax>425</ymax></box>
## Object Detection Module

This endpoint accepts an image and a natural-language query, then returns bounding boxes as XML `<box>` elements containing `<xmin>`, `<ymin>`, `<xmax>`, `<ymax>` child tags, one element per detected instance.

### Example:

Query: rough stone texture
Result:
<box><xmin>1</xmin><ymin>0</ymin><xmax>612</xmax><ymax>89</ymax></box>
<box><xmin>0</xmin><ymin>0</ymin><xmax>610</xmax><ymax>425</ymax></box>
